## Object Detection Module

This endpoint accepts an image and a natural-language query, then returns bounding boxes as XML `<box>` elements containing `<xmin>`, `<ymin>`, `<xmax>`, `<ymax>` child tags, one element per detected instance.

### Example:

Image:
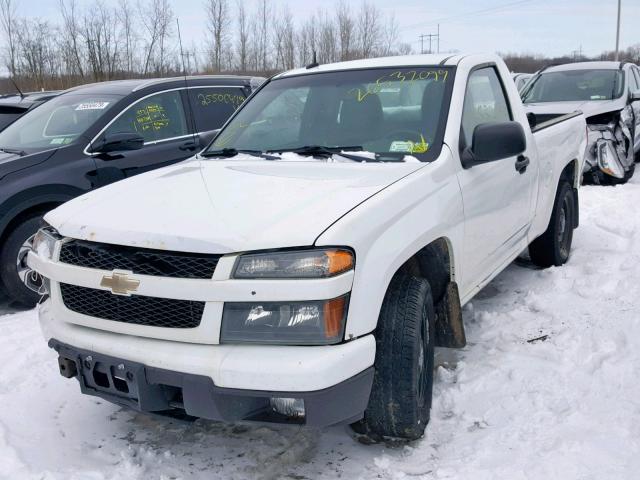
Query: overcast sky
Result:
<box><xmin>12</xmin><ymin>0</ymin><xmax>640</xmax><ymax>58</ymax></box>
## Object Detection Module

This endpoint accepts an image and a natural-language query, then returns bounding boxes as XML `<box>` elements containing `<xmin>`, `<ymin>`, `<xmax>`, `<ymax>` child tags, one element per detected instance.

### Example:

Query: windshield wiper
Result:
<box><xmin>200</xmin><ymin>148</ymin><xmax>280</xmax><ymax>160</ymax></box>
<box><xmin>268</xmin><ymin>145</ymin><xmax>408</xmax><ymax>162</ymax></box>
<box><xmin>0</xmin><ymin>147</ymin><xmax>26</xmax><ymax>156</ymax></box>
<box><xmin>268</xmin><ymin>145</ymin><xmax>377</xmax><ymax>162</ymax></box>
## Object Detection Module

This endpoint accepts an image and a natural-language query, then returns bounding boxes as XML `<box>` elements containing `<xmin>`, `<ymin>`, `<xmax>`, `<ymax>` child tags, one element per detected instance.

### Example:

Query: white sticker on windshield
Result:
<box><xmin>75</xmin><ymin>101</ymin><xmax>109</xmax><ymax>111</ymax></box>
<box><xmin>390</xmin><ymin>141</ymin><xmax>413</xmax><ymax>152</ymax></box>
<box><xmin>50</xmin><ymin>138</ymin><xmax>65</xmax><ymax>144</ymax></box>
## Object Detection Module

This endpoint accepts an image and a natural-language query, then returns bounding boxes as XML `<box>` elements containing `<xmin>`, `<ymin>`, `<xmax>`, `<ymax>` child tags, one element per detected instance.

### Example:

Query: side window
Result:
<box><xmin>461</xmin><ymin>67</ymin><xmax>511</xmax><ymax>146</ymax></box>
<box><xmin>188</xmin><ymin>88</ymin><xmax>247</xmax><ymax>132</ymax></box>
<box><xmin>106</xmin><ymin>90</ymin><xmax>188</xmax><ymax>143</ymax></box>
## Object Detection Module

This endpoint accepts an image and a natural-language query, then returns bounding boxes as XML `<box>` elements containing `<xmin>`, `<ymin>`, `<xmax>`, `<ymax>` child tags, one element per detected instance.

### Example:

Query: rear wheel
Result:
<box><xmin>529</xmin><ymin>181</ymin><xmax>575</xmax><ymax>268</ymax></box>
<box><xmin>0</xmin><ymin>215</ymin><xmax>44</xmax><ymax>307</ymax></box>
<box><xmin>351</xmin><ymin>273</ymin><xmax>435</xmax><ymax>441</ymax></box>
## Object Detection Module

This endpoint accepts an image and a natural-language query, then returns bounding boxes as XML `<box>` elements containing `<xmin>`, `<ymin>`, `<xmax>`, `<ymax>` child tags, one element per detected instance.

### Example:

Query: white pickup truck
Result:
<box><xmin>29</xmin><ymin>54</ymin><xmax>587</xmax><ymax>441</ymax></box>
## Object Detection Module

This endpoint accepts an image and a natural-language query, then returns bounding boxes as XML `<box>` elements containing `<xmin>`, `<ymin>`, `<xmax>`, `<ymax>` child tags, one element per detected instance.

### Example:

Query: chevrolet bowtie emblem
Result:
<box><xmin>100</xmin><ymin>272</ymin><xmax>140</xmax><ymax>295</ymax></box>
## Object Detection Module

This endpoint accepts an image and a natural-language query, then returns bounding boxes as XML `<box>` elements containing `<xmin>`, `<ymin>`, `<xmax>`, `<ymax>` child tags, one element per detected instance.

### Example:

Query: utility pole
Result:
<box><xmin>419</xmin><ymin>32</ymin><xmax>440</xmax><ymax>54</ymax></box>
<box><xmin>615</xmin><ymin>0</ymin><xmax>621</xmax><ymax>61</ymax></box>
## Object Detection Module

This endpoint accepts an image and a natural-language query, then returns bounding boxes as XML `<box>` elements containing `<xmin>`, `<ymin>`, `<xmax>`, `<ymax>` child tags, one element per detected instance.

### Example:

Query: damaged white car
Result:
<box><xmin>522</xmin><ymin>61</ymin><xmax>640</xmax><ymax>184</ymax></box>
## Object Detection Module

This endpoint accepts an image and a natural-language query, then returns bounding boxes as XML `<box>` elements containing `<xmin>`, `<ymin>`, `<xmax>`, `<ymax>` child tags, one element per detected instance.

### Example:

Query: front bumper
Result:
<box><xmin>50</xmin><ymin>339</ymin><xmax>374</xmax><ymax>426</ymax></box>
<box><xmin>39</xmin><ymin>300</ymin><xmax>375</xmax><ymax>392</ymax></box>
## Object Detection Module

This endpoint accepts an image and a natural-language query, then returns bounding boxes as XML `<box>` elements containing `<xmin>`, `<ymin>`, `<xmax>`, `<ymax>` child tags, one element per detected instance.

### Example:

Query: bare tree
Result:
<box><xmin>380</xmin><ymin>12</ymin><xmax>398</xmax><ymax>57</ymax></box>
<box><xmin>316</xmin><ymin>10</ymin><xmax>338</xmax><ymax>64</ymax></box>
<box><xmin>236</xmin><ymin>0</ymin><xmax>248</xmax><ymax>71</ymax></box>
<box><xmin>16</xmin><ymin>18</ymin><xmax>58</xmax><ymax>89</ymax></box>
<box><xmin>336</xmin><ymin>1</ymin><xmax>354</xmax><ymax>61</ymax></box>
<box><xmin>118</xmin><ymin>0</ymin><xmax>137</xmax><ymax>76</ymax></box>
<box><xmin>82</xmin><ymin>2</ymin><xmax>120</xmax><ymax>81</ymax></box>
<box><xmin>255</xmin><ymin>0</ymin><xmax>270</xmax><ymax>71</ymax></box>
<box><xmin>205</xmin><ymin>0</ymin><xmax>229</xmax><ymax>72</ymax></box>
<box><xmin>356</xmin><ymin>1</ymin><xmax>381</xmax><ymax>59</ymax></box>
<box><xmin>59</xmin><ymin>0</ymin><xmax>85</xmax><ymax>78</ymax></box>
<box><xmin>0</xmin><ymin>0</ymin><xmax>17</xmax><ymax>76</ymax></box>
<box><xmin>139</xmin><ymin>0</ymin><xmax>174</xmax><ymax>75</ymax></box>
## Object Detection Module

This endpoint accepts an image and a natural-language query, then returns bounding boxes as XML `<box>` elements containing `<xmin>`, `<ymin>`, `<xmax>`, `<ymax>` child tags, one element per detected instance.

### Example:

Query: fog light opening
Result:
<box><xmin>270</xmin><ymin>397</ymin><xmax>305</xmax><ymax>419</ymax></box>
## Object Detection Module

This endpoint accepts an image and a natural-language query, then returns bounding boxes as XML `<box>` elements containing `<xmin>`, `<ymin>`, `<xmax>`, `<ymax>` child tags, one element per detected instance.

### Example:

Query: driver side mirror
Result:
<box><xmin>630</xmin><ymin>91</ymin><xmax>640</xmax><ymax>102</ymax></box>
<box><xmin>89</xmin><ymin>132</ymin><xmax>144</xmax><ymax>154</ymax></box>
<box><xmin>461</xmin><ymin>121</ymin><xmax>526</xmax><ymax>168</ymax></box>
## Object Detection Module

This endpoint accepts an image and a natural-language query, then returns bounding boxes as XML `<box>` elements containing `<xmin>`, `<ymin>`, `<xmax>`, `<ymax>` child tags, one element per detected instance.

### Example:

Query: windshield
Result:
<box><xmin>522</xmin><ymin>69</ymin><xmax>624</xmax><ymax>103</ymax></box>
<box><xmin>0</xmin><ymin>93</ymin><xmax>120</xmax><ymax>152</ymax></box>
<box><xmin>205</xmin><ymin>67</ymin><xmax>454</xmax><ymax>161</ymax></box>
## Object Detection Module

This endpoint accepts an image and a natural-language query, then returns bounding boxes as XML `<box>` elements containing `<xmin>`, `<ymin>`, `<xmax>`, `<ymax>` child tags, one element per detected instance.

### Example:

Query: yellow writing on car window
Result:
<box><xmin>197</xmin><ymin>92</ymin><xmax>245</xmax><ymax>109</ymax></box>
<box><xmin>350</xmin><ymin>69</ymin><xmax>449</xmax><ymax>102</ymax></box>
<box><xmin>135</xmin><ymin>103</ymin><xmax>169</xmax><ymax>132</ymax></box>
<box><xmin>212</xmin><ymin>122</ymin><xmax>249</xmax><ymax>148</ymax></box>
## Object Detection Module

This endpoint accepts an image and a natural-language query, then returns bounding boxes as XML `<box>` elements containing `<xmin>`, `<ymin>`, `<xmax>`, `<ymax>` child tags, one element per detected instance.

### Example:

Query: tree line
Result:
<box><xmin>0</xmin><ymin>0</ymin><xmax>412</xmax><ymax>93</ymax></box>
<box><xmin>501</xmin><ymin>44</ymin><xmax>640</xmax><ymax>74</ymax></box>
<box><xmin>0</xmin><ymin>0</ymin><xmax>639</xmax><ymax>94</ymax></box>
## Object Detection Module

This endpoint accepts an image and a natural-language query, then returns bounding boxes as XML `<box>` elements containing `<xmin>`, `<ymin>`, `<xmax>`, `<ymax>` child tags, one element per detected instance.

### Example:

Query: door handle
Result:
<box><xmin>179</xmin><ymin>141</ymin><xmax>198</xmax><ymax>151</ymax></box>
<box><xmin>515</xmin><ymin>155</ymin><xmax>530</xmax><ymax>174</ymax></box>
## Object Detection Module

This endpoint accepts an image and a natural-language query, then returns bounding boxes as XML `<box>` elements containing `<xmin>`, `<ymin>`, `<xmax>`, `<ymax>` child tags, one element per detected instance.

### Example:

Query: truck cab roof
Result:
<box><xmin>274</xmin><ymin>53</ymin><xmax>493</xmax><ymax>79</ymax></box>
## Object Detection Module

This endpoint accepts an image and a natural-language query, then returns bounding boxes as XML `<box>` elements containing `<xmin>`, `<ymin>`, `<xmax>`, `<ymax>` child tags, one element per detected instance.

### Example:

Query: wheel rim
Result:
<box><xmin>17</xmin><ymin>233</ymin><xmax>43</xmax><ymax>292</ymax></box>
<box><xmin>557</xmin><ymin>195</ymin><xmax>572</xmax><ymax>259</ymax></box>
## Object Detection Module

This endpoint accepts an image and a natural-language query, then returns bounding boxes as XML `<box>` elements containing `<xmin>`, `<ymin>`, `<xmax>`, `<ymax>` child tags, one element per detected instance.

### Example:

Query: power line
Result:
<box><xmin>403</xmin><ymin>0</ymin><xmax>540</xmax><ymax>31</ymax></box>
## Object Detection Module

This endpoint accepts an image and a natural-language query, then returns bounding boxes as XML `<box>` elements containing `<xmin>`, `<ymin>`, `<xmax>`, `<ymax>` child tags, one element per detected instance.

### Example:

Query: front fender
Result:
<box><xmin>315</xmin><ymin>149</ymin><xmax>464</xmax><ymax>339</ymax></box>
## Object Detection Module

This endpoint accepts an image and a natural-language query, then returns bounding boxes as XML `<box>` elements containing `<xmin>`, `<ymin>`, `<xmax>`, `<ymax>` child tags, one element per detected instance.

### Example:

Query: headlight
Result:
<box><xmin>232</xmin><ymin>248</ymin><xmax>354</xmax><ymax>279</ymax></box>
<box><xmin>32</xmin><ymin>226</ymin><xmax>61</xmax><ymax>260</ymax></box>
<box><xmin>221</xmin><ymin>295</ymin><xmax>349</xmax><ymax>345</ymax></box>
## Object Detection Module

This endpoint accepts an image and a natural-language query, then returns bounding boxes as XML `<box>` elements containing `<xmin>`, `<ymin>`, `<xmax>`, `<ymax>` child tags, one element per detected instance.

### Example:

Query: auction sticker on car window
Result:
<box><xmin>75</xmin><ymin>102</ymin><xmax>110</xmax><ymax>111</ymax></box>
<box><xmin>390</xmin><ymin>136</ymin><xmax>430</xmax><ymax>154</ymax></box>
<box><xmin>390</xmin><ymin>141</ymin><xmax>414</xmax><ymax>152</ymax></box>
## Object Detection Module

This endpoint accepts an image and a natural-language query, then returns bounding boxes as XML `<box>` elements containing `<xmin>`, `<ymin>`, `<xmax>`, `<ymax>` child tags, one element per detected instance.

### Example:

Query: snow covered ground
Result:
<box><xmin>1</xmin><ymin>176</ymin><xmax>639</xmax><ymax>480</ymax></box>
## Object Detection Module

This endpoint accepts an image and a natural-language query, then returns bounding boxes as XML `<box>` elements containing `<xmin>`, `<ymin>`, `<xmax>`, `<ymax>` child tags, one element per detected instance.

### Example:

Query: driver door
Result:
<box><xmin>90</xmin><ymin>89</ymin><xmax>196</xmax><ymax>187</ymax></box>
<box><xmin>456</xmin><ymin>66</ymin><xmax>535</xmax><ymax>291</ymax></box>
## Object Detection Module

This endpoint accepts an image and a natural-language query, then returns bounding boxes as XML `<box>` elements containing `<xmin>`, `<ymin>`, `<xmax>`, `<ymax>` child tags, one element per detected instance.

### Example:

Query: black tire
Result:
<box><xmin>0</xmin><ymin>215</ymin><xmax>44</xmax><ymax>307</ymax></box>
<box><xmin>351</xmin><ymin>274</ymin><xmax>435</xmax><ymax>441</ymax></box>
<box><xmin>529</xmin><ymin>181</ymin><xmax>575</xmax><ymax>268</ymax></box>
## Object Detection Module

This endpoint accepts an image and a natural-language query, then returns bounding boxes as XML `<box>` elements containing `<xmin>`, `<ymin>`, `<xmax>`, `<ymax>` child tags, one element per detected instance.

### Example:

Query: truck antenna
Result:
<box><xmin>10</xmin><ymin>77</ymin><xmax>24</xmax><ymax>99</ymax></box>
<box><xmin>306</xmin><ymin>50</ymin><xmax>319</xmax><ymax>69</ymax></box>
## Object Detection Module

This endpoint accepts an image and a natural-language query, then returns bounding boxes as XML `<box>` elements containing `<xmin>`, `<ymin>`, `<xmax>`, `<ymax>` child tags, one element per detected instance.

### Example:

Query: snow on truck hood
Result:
<box><xmin>524</xmin><ymin>98</ymin><xmax>626</xmax><ymax>118</ymax></box>
<box><xmin>45</xmin><ymin>157</ymin><xmax>425</xmax><ymax>254</ymax></box>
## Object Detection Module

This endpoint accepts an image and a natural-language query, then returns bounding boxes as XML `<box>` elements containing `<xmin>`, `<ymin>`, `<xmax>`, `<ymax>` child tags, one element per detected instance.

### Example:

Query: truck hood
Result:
<box><xmin>524</xmin><ymin>98</ymin><xmax>626</xmax><ymax>118</ymax></box>
<box><xmin>46</xmin><ymin>157</ymin><xmax>425</xmax><ymax>253</ymax></box>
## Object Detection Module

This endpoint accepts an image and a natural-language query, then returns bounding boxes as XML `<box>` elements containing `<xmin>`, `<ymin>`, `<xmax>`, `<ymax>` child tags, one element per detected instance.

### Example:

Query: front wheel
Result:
<box><xmin>351</xmin><ymin>274</ymin><xmax>435</xmax><ymax>441</ymax></box>
<box><xmin>0</xmin><ymin>215</ymin><xmax>45</xmax><ymax>307</ymax></box>
<box><xmin>529</xmin><ymin>181</ymin><xmax>576</xmax><ymax>268</ymax></box>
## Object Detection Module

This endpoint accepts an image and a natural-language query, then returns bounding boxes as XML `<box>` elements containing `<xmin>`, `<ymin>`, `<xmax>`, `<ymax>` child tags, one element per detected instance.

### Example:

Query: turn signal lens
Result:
<box><xmin>326</xmin><ymin>250</ymin><xmax>354</xmax><ymax>276</ymax></box>
<box><xmin>324</xmin><ymin>296</ymin><xmax>347</xmax><ymax>339</ymax></box>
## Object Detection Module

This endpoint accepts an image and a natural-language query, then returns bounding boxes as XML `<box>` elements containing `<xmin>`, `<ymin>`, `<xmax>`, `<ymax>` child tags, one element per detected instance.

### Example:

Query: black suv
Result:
<box><xmin>0</xmin><ymin>75</ymin><xmax>263</xmax><ymax>306</ymax></box>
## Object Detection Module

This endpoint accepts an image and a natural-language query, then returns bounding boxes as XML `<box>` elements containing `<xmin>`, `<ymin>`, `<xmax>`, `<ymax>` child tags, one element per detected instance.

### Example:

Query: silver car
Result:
<box><xmin>522</xmin><ymin>61</ymin><xmax>640</xmax><ymax>184</ymax></box>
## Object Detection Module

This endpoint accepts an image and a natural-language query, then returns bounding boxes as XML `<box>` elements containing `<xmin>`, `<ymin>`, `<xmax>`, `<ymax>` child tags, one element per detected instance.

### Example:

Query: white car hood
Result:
<box><xmin>524</xmin><ymin>98</ymin><xmax>626</xmax><ymax>118</ymax></box>
<box><xmin>46</xmin><ymin>157</ymin><xmax>425</xmax><ymax>253</ymax></box>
